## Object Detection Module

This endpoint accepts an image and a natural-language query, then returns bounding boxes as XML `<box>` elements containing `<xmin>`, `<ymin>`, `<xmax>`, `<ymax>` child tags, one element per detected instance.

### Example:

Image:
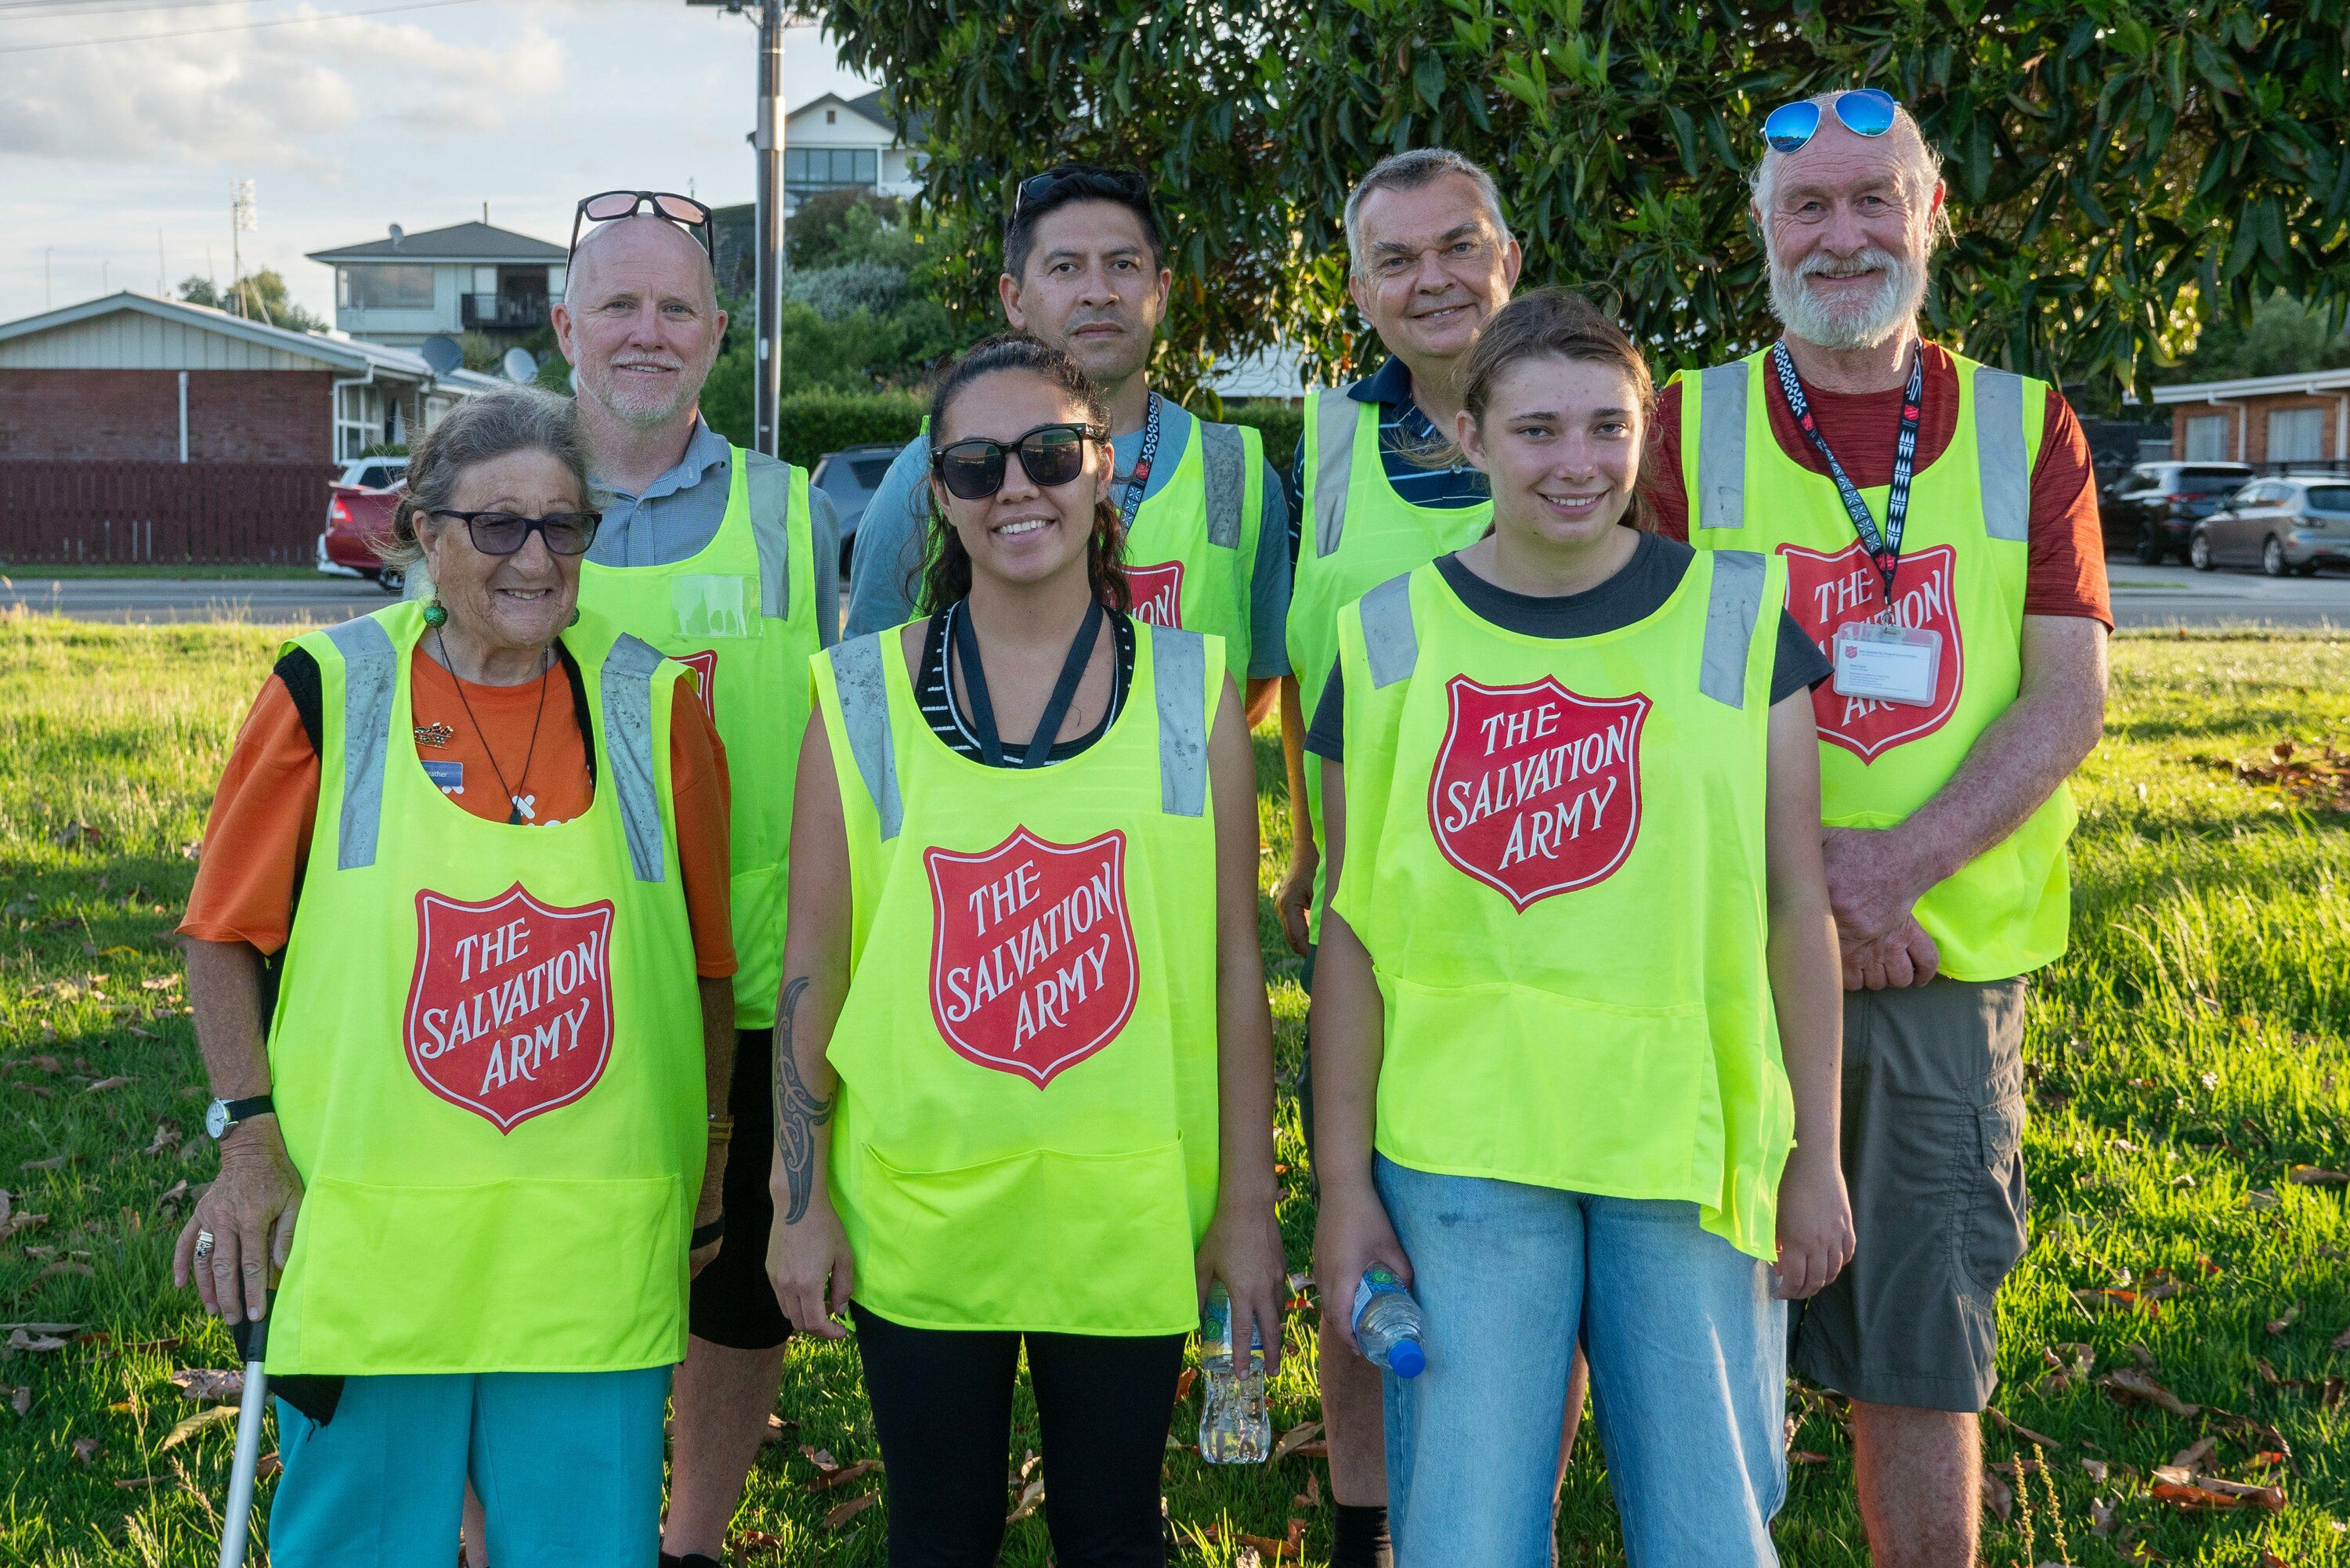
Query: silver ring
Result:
<box><xmin>193</xmin><ymin>1230</ymin><xmax>215</xmax><ymax>1260</ymax></box>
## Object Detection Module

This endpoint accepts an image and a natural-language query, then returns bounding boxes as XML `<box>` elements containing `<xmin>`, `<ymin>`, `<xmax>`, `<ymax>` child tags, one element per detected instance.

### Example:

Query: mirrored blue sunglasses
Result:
<box><xmin>1762</xmin><ymin>89</ymin><xmax>1900</xmax><ymax>153</ymax></box>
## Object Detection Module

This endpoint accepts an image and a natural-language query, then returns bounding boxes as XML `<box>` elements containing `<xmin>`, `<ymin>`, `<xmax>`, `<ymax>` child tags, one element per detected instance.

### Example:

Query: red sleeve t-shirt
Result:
<box><xmin>181</xmin><ymin>649</ymin><xmax>738</xmax><ymax>979</ymax></box>
<box><xmin>1640</xmin><ymin>343</ymin><xmax>2111</xmax><ymax>627</ymax></box>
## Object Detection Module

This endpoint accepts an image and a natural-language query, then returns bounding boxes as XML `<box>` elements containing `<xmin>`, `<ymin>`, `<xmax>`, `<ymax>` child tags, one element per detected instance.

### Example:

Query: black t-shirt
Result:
<box><xmin>1306</xmin><ymin>532</ymin><xmax>1831</xmax><ymax>760</ymax></box>
<box><xmin>916</xmin><ymin>602</ymin><xmax>1138</xmax><ymax>766</ymax></box>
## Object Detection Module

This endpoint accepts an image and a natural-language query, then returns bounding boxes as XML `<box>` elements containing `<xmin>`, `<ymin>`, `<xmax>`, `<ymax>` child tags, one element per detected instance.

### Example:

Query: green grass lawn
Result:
<box><xmin>5</xmin><ymin>612</ymin><xmax>2349</xmax><ymax>1566</ymax></box>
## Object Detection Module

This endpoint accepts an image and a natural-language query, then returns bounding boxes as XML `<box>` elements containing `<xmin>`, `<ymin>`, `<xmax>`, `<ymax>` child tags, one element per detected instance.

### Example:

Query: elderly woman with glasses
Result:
<box><xmin>173</xmin><ymin>386</ymin><xmax>739</xmax><ymax>1568</ymax></box>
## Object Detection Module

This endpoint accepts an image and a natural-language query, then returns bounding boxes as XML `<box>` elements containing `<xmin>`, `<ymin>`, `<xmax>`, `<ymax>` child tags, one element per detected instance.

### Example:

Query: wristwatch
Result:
<box><xmin>205</xmin><ymin>1094</ymin><xmax>275</xmax><ymax>1140</ymax></box>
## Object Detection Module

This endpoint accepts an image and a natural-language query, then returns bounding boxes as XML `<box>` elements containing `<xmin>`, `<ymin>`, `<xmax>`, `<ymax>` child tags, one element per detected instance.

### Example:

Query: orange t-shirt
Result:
<box><xmin>181</xmin><ymin>649</ymin><xmax>738</xmax><ymax>979</ymax></box>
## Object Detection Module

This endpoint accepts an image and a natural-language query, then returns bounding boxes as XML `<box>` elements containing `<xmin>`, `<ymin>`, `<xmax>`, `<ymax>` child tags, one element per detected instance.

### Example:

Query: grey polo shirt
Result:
<box><xmin>588</xmin><ymin>417</ymin><xmax>842</xmax><ymax>645</ymax></box>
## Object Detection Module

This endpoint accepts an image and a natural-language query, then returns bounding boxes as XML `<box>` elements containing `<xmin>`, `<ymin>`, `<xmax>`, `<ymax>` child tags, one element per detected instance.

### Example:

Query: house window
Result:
<box><xmin>343</xmin><ymin>264</ymin><xmax>436</xmax><ymax>311</ymax></box>
<box><xmin>2184</xmin><ymin>413</ymin><xmax>2231</xmax><ymax>461</ymax></box>
<box><xmin>826</xmin><ymin>109</ymin><xmax>837</xmax><ymax>123</ymax></box>
<box><xmin>785</xmin><ymin>146</ymin><xmax>880</xmax><ymax>191</ymax></box>
<box><xmin>334</xmin><ymin>380</ymin><xmax>382</xmax><ymax>461</ymax></box>
<box><xmin>2268</xmin><ymin>406</ymin><xmax>2324</xmax><ymax>464</ymax></box>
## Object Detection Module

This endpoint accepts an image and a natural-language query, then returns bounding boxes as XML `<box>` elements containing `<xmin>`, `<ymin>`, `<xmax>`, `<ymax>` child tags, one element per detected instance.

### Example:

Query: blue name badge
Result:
<box><xmin>422</xmin><ymin>760</ymin><xmax>465</xmax><ymax>795</ymax></box>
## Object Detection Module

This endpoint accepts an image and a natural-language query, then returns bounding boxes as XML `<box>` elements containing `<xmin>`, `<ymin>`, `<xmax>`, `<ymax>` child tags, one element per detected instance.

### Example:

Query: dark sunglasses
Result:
<box><xmin>432</xmin><ymin>509</ymin><xmax>602</xmax><ymax>557</ymax></box>
<box><xmin>1010</xmin><ymin>164</ymin><xmax>1151</xmax><ymax>226</ymax></box>
<box><xmin>931</xmin><ymin>423</ymin><xmax>1104</xmax><ymax>501</ymax></box>
<box><xmin>1762</xmin><ymin>89</ymin><xmax>1899</xmax><ymax>153</ymax></box>
<box><xmin>568</xmin><ymin>190</ymin><xmax>714</xmax><ymax>265</ymax></box>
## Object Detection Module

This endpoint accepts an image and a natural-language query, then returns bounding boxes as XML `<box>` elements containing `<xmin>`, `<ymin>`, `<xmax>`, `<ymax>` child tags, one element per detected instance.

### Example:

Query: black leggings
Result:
<box><xmin>851</xmin><ymin>1302</ymin><xmax>1187</xmax><ymax>1567</ymax></box>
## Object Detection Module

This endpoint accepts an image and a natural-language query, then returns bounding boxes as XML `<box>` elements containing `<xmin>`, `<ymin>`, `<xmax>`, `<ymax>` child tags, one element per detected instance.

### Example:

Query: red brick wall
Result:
<box><xmin>2170</xmin><ymin>392</ymin><xmax>2349</xmax><ymax>464</ymax></box>
<box><xmin>0</xmin><ymin>370</ymin><xmax>333</xmax><ymax>463</ymax></box>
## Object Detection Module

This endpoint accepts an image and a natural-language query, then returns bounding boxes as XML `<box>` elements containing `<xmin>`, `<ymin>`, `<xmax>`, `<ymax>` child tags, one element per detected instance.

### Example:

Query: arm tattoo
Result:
<box><xmin>772</xmin><ymin>976</ymin><xmax>833</xmax><ymax>1224</ymax></box>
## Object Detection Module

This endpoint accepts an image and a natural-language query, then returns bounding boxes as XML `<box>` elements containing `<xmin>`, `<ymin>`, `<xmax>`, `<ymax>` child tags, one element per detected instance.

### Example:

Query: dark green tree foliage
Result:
<box><xmin>177</xmin><ymin>270</ymin><xmax>331</xmax><ymax>335</ymax></box>
<box><xmin>821</xmin><ymin>0</ymin><xmax>2349</xmax><ymax>396</ymax></box>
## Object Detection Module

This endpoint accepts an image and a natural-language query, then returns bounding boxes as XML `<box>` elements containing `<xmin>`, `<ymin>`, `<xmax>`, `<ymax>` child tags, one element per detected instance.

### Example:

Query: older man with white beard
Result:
<box><xmin>1644</xmin><ymin>92</ymin><xmax>2108</xmax><ymax>1567</ymax></box>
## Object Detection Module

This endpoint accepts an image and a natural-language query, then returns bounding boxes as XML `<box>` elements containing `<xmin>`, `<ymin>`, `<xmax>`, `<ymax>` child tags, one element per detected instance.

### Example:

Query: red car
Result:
<box><xmin>315</xmin><ymin>456</ymin><xmax>408</xmax><ymax>592</ymax></box>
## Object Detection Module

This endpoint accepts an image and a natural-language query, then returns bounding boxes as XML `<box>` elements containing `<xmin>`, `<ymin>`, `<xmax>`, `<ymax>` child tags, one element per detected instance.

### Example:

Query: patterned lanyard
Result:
<box><xmin>1769</xmin><ymin>341</ymin><xmax>1925</xmax><ymax>617</ymax></box>
<box><xmin>1117</xmin><ymin>391</ymin><xmax>1164</xmax><ymax>535</ymax></box>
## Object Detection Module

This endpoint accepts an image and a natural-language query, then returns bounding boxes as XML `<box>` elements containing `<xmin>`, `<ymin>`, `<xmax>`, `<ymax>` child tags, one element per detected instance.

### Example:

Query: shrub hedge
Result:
<box><xmin>760</xmin><ymin>392</ymin><xmax>1305</xmax><ymax>480</ymax></box>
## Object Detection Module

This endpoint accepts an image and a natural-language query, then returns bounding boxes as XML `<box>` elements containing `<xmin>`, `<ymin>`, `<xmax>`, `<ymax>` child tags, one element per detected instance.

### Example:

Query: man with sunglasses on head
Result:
<box><xmin>552</xmin><ymin>190</ymin><xmax>841</xmax><ymax>1568</ymax></box>
<box><xmin>844</xmin><ymin>164</ymin><xmax>1292</xmax><ymax>722</ymax></box>
<box><xmin>1647</xmin><ymin>92</ymin><xmax>2109</xmax><ymax>1567</ymax></box>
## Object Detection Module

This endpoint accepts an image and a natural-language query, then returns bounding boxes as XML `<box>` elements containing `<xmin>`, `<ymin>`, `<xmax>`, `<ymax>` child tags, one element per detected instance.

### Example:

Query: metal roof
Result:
<box><xmin>0</xmin><ymin>291</ymin><xmax>479</xmax><ymax>386</ymax></box>
<box><xmin>2151</xmin><ymin>367</ymin><xmax>2350</xmax><ymax>403</ymax></box>
<box><xmin>306</xmin><ymin>221</ymin><xmax>566</xmax><ymax>265</ymax></box>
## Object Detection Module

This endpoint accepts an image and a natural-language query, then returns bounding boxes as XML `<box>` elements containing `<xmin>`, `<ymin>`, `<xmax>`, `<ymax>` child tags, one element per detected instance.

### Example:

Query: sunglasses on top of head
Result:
<box><xmin>567</xmin><ymin>190</ymin><xmax>714</xmax><ymax>266</ymax></box>
<box><xmin>1761</xmin><ymin>89</ymin><xmax>1900</xmax><ymax>153</ymax></box>
<box><xmin>1010</xmin><ymin>164</ymin><xmax>1152</xmax><ymax>226</ymax></box>
<box><xmin>931</xmin><ymin>423</ymin><xmax>1105</xmax><ymax>502</ymax></box>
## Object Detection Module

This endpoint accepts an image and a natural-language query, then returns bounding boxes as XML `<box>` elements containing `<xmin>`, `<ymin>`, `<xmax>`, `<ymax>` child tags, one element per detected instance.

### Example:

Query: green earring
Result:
<box><xmin>422</xmin><ymin>599</ymin><xmax>448</xmax><ymax>628</ymax></box>
<box><xmin>567</xmin><ymin>607</ymin><xmax>580</xmax><ymax>627</ymax></box>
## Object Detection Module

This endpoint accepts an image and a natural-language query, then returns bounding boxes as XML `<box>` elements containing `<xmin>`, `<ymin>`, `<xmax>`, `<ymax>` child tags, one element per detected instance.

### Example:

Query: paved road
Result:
<box><xmin>2106</xmin><ymin>560</ymin><xmax>2349</xmax><ymax>630</ymax></box>
<box><xmin>0</xmin><ymin>574</ymin><xmax>392</xmax><ymax>625</ymax></box>
<box><xmin>5</xmin><ymin>562</ymin><xmax>2345</xmax><ymax>631</ymax></box>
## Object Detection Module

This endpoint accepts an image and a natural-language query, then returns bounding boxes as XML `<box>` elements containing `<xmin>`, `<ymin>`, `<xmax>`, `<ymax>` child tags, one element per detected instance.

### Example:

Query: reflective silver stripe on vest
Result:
<box><xmin>324</xmin><ymin>615</ymin><xmax>396</xmax><ymax>871</ymax></box>
<box><xmin>1150</xmin><ymin>625</ymin><xmax>1209</xmax><ymax>818</ymax></box>
<box><xmin>602</xmin><ymin>634</ymin><xmax>671</xmax><ymax>882</ymax></box>
<box><xmin>1359</xmin><ymin>572</ymin><xmax>1418</xmax><ymax>689</ymax></box>
<box><xmin>828</xmin><ymin>635</ymin><xmax>904</xmax><ymax>841</ymax></box>
<box><xmin>1697</xmin><ymin>363</ymin><xmax>1749</xmax><ymax>532</ymax></box>
<box><xmin>1973</xmin><ymin>367</ymin><xmax>2030</xmax><ymax>544</ymax></box>
<box><xmin>1700</xmin><ymin>550</ymin><xmax>1766</xmax><ymax>709</ymax></box>
<box><xmin>745</xmin><ymin>453</ymin><xmax>794</xmax><ymax>619</ymax></box>
<box><xmin>1312</xmin><ymin>392</ymin><xmax>1358</xmax><ymax>558</ymax></box>
<box><xmin>1199</xmin><ymin>421</ymin><xmax>1246</xmax><ymax>549</ymax></box>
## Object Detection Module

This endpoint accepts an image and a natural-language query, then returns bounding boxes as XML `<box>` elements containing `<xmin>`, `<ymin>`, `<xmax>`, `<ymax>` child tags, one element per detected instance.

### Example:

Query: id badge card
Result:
<box><xmin>1831</xmin><ymin>621</ymin><xmax>1941</xmax><ymax>707</ymax></box>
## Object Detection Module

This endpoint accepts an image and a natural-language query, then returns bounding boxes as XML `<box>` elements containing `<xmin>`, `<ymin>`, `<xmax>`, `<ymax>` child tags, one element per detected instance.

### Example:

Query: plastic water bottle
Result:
<box><xmin>1196</xmin><ymin>1281</ymin><xmax>1271</xmax><ymax>1464</ymax></box>
<box><xmin>1351</xmin><ymin>1267</ymin><xmax>1426</xmax><ymax>1378</ymax></box>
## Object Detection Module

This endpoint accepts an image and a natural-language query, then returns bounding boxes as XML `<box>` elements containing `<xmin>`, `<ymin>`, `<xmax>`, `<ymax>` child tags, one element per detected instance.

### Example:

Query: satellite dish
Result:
<box><xmin>418</xmin><ymin>334</ymin><xmax>463</xmax><ymax>375</ymax></box>
<box><xmin>389</xmin><ymin>223</ymin><xmax>404</xmax><ymax>245</ymax></box>
<box><xmin>501</xmin><ymin>347</ymin><xmax>539</xmax><ymax>384</ymax></box>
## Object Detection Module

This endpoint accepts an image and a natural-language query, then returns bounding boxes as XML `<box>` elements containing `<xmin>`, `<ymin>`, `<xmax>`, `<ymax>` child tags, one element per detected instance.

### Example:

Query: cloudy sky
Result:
<box><xmin>0</xmin><ymin>0</ymin><xmax>878</xmax><ymax>323</ymax></box>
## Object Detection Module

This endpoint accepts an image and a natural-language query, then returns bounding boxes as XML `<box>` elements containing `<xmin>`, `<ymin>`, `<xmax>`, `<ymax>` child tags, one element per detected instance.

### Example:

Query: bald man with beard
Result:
<box><xmin>555</xmin><ymin>209</ymin><xmax>839</xmax><ymax>1568</ymax></box>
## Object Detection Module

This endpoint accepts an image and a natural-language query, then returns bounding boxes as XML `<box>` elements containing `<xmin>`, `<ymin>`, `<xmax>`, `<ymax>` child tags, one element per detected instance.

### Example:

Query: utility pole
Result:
<box><xmin>689</xmin><ymin>0</ymin><xmax>795</xmax><ymax>457</ymax></box>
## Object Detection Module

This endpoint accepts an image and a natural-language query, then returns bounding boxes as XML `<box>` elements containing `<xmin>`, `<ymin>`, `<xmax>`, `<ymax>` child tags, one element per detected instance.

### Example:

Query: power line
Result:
<box><xmin>0</xmin><ymin>1</ymin><xmax>266</xmax><ymax>20</ymax></box>
<box><xmin>0</xmin><ymin>0</ymin><xmax>476</xmax><ymax>53</ymax></box>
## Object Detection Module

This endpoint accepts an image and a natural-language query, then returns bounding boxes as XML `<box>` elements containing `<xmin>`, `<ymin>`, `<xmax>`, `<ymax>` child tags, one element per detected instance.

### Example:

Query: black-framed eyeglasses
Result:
<box><xmin>931</xmin><ymin>423</ymin><xmax>1105</xmax><ymax>501</ymax></box>
<box><xmin>1010</xmin><ymin>164</ymin><xmax>1152</xmax><ymax>226</ymax></box>
<box><xmin>567</xmin><ymin>190</ymin><xmax>714</xmax><ymax>266</ymax></box>
<box><xmin>431</xmin><ymin>510</ymin><xmax>602</xmax><ymax>557</ymax></box>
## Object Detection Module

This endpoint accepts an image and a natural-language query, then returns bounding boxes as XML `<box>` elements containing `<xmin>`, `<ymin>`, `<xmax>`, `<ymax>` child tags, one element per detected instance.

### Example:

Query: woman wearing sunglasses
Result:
<box><xmin>173</xmin><ymin>386</ymin><xmax>739</xmax><ymax>1566</ymax></box>
<box><xmin>770</xmin><ymin>333</ymin><xmax>1285</xmax><ymax>1565</ymax></box>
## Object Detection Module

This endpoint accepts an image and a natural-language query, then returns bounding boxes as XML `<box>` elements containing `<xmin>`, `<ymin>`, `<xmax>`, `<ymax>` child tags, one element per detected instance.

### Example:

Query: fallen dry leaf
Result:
<box><xmin>2330</xmin><ymin>1324</ymin><xmax>2350</xmax><ymax>1353</ymax></box>
<box><xmin>70</xmin><ymin>1436</ymin><xmax>101</xmax><ymax>1465</ymax></box>
<box><xmin>7</xmin><ymin>1328</ymin><xmax>70</xmax><ymax>1353</ymax></box>
<box><xmin>2287</xmin><ymin>1165</ymin><xmax>2350</xmax><ymax>1187</ymax></box>
<box><xmin>3</xmin><ymin>1384</ymin><xmax>28</xmax><ymax>1417</ymax></box>
<box><xmin>1006</xmin><ymin>1476</ymin><xmax>1045</xmax><ymax>1525</ymax></box>
<box><xmin>1294</xmin><ymin>1470</ymin><xmax>1321</xmax><ymax>1510</ymax></box>
<box><xmin>2089</xmin><ymin>1494</ymin><xmax>2116</xmax><ymax>1534</ymax></box>
<box><xmin>36</xmin><ymin>1260</ymin><xmax>95</xmax><ymax>1284</ymax></box>
<box><xmin>160</xmin><ymin>1405</ymin><xmax>240</xmax><ymax>1451</ymax></box>
<box><xmin>2</xmin><ymin>1211</ymin><xmax>49</xmax><ymax>1241</ymax></box>
<box><xmin>1987</xmin><ymin>1407</ymin><xmax>2062</xmax><ymax>1449</ymax></box>
<box><xmin>1981</xmin><ymin>1466</ymin><xmax>2013</xmax><ymax>1522</ymax></box>
<box><xmin>2104</xmin><ymin>1367</ymin><xmax>2200</xmax><ymax>1417</ymax></box>
<box><xmin>804</xmin><ymin>1457</ymin><xmax>882</xmax><ymax>1494</ymax></box>
<box><xmin>1173</xmin><ymin>1365</ymin><xmax>1198</xmax><ymax>1404</ymax></box>
<box><xmin>2081</xmin><ymin>1457</ymin><xmax>2109</xmax><ymax>1480</ymax></box>
<box><xmin>113</xmin><ymin>1476</ymin><xmax>164</xmax><ymax>1491</ymax></box>
<box><xmin>19</xmin><ymin>1154</ymin><xmax>79</xmax><ymax>1172</ymax></box>
<box><xmin>1271</xmin><ymin>1419</ymin><xmax>1323</xmax><ymax>1463</ymax></box>
<box><xmin>168</xmin><ymin>1367</ymin><xmax>244</xmax><ymax>1404</ymax></box>
<box><xmin>2170</xmin><ymin>1436</ymin><xmax>2218</xmax><ymax>1471</ymax></box>
<box><xmin>156</xmin><ymin>1180</ymin><xmax>188</xmax><ymax>1209</ymax></box>
<box><xmin>1789</xmin><ymin>1450</ymin><xmax>1832</xmax><ymax>1465</ymax></box>
<box><xmin>139</xmin><ymin>975</ymin><xmax>181</xmax><ymax>993</ymax></box>
<box><xmin>760</xmin><ymin>1411</ymin><xmax>796</xmax><ymax>1445</ymax></box>
<box><xmin>2269</xmin><ymin>1302</ymin><xmax>2305</xmax><ymax>1335</ymax></box>
<box><xmin>821</xmin><ymin>1490</ymin><xmax>879</xmax><ymax>1530</ymax></box>
<box><xmin>798</xmin><ymin>1444</ymin><xmax>839</xmax><ymax>1476</ymax></box>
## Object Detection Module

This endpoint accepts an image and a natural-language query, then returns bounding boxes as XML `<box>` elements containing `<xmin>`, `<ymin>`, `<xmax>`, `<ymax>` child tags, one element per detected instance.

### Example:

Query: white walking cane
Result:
<box><xmin>217</xmin><ymin>1306</ymin><xmax>270</xmax><ymax>1568</ymax></box>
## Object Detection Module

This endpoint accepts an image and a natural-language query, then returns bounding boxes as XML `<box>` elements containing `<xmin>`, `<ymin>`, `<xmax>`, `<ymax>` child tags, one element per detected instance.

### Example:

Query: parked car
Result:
<box><xmin>2102</xmin><ymin>461</ymin><xmax>2254</xmax><ymax>564</ymax></box>
<box><xmin>811</xmin><ymin>443</ymin><xmax>905</xmax><ymax>573</ymax></box>
<box><xmin>2189</xmin><ymin>476</ymin><xmax>2350</xmax><ymax>576</ymax></box>
<box><xmin>316</xmin><ymin>456</ymin><xmax>408</xmax><ymax>592</ymax></box>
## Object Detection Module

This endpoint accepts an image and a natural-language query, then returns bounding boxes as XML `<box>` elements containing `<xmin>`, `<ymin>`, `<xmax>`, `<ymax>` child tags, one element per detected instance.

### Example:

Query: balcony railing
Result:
<box><xmin>460</xmin><ymin>293</ymin><xmax>546</xmax><ymax>331</ymax></box>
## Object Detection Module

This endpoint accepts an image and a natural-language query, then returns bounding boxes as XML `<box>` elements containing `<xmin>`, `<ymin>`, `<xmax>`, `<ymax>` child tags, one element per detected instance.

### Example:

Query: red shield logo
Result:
<box><xmin>1124</xmin><ymin>560</ymin><xmax>1185</xmax><ymax>628</ymax></box>
<box><xmin>924</xmin><ymin>827</ymin><xmax>1140</xmax><ymax>1087</ymax></box>
<box><xmin>1427</xmin><ymin>676</ymin><xmax>1649</xmax><ymax>911</ymax></box>
<box><xmin>1777</xmin><ymin>541</ymin><xmax>1964</xmax><ymax>761</ymax></box>
<box><xmin>677</xmin><ymin>649</ymin><xmax>718</xmax><ymax>722</ymax></box>
<box><xmin>403</xmin><ymin>884</ymin><xmax>616</xmax><ymax>1133</ymax></box>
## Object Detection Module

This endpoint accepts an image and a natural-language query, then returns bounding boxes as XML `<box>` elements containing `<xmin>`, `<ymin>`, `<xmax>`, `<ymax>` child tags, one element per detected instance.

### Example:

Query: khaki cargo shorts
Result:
<box><xmin>1791</xmin><ymin>977</ymin><xmax>2030</xmax><ymax>1413</ymax></box>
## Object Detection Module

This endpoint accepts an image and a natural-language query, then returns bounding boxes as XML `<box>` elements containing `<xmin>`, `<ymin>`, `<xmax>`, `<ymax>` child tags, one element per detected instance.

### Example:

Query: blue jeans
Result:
<box><xmin>1375</xmin><ymin>1155</ymin><xmax>1787</xmax><ymax>1567</ymax></box>
<box><xmin>269</xmin><ymin>1367</ymin><xmax>671</xmax><ymax>1568</ymax></box>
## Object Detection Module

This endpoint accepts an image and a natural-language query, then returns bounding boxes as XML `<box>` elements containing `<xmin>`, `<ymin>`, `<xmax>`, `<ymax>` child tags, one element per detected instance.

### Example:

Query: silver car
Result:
<box><xmin>2189</xmin><ymin>476</ymin><xmax>2350</xmax><ymax>576</ymax></box>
